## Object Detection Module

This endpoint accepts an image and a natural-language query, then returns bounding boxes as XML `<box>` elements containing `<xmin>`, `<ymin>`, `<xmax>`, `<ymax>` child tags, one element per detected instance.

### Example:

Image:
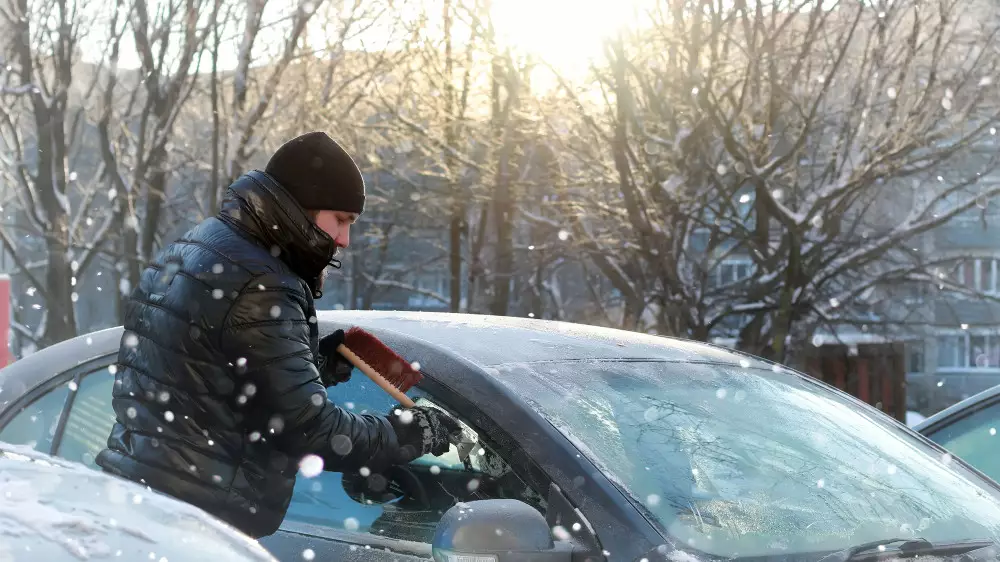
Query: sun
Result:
<box><xmin>488</xmin><ymin>0</ymin><xmax>649</xmax><ymax>80</ymax></box>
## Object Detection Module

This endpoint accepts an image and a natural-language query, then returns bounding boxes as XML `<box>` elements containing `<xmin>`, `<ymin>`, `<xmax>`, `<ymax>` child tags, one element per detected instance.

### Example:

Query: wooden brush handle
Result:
<box><xmin>337</xmin><ymin>343</ymin><xmax>416</xmax><ymax>408</ymax></box>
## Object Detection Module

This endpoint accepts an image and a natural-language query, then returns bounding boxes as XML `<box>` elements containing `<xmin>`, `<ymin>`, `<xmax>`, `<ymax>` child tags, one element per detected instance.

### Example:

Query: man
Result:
<box><xmin>96</xmin><ymin>131</ymin><xmax>460</xmax><ymax>539</ymax></box>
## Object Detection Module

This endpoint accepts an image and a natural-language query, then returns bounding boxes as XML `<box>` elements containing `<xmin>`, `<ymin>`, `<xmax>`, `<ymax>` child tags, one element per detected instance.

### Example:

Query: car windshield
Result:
<box><xmin>491</xmin><ymin>356</ymin><xmax>1000</xmax><ymax>559</ymax></box>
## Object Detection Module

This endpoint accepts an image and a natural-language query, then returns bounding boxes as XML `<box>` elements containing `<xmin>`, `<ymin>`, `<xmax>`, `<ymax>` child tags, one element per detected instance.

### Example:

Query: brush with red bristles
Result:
<box><xmin>335</xmin><ymin>327</ymin><xmax>422</xmax><ymax>408</ymax></box>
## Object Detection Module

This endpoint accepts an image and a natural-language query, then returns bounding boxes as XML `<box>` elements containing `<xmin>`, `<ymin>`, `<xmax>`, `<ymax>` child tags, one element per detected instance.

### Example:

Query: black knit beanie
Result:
<box><xmin>264</xmin><ymin>132</ymin><xmax>365</xmax><ymax>215</ymax></box>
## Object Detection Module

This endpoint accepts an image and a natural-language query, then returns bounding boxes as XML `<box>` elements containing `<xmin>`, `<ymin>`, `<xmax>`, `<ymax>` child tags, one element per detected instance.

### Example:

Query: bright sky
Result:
<box><xmin>490</xmin><ymin>0</ymin><xmax>649</xmax><ymax>76</ymax></box>
<box><xmin>78</xmin><ymin>0</ymin><xmax>652</xmax><ymax>86</ymax></box>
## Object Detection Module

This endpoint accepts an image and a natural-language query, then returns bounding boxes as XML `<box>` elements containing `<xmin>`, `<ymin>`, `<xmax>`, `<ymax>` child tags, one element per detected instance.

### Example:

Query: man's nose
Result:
<box><xmin>336</xmin><ymin>231</ymin><xmax>350</xmax><ymax>248</ymax></box>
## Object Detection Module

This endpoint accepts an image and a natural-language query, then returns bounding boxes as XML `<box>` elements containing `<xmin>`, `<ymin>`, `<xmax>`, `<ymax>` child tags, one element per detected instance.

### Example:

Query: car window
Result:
<box><xmin>56</xmin><ymin>367</ymin><xmax>118</xmax><ymax>468</ymax></box>
<box><xmin>924</xmin><ymin>400</ymin><xmax>1000</xmax><ymax>483</ymax></box>
<box><xmin>283</xmin><ymin>367</ymin><xmax>546</xmax><ymax>545</ymax></box>
<box><xmin>0</xmin><ymin>382</ymin><xmax>71</xmax><ymax>453</ymax></box>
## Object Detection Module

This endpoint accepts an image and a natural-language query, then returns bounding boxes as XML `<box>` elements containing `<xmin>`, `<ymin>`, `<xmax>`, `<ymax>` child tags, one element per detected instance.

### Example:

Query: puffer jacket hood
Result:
<box><xmin>96</xmin><ymin>171</ymin><xmax>401</xmax><ymax>538</ymax></box>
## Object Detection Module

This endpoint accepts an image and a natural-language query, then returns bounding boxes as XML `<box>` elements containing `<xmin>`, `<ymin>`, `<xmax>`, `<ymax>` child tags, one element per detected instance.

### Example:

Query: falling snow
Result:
<box><xmin>1</xmin><ymin>7</ymin><xmax>996</xmax><ymax>559</ymax></box>
<box><xmin>298</xmin><ymin>454</ymin><xmax>324</xmax><ymax>478</ymax></box>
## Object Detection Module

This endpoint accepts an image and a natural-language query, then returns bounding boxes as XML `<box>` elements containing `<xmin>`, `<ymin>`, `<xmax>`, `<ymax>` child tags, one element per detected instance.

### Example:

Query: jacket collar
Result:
<box><xmin>218</xmin><ymin>170</ymin><xmax>336</xmax><ymax>292</ymax></box>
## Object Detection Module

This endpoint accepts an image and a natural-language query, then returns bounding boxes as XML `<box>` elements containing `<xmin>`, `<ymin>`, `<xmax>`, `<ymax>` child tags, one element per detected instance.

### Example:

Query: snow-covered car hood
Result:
<box><xmin>0</xmin><ymin>442</ymin><xmax>277</xmax><ymax>562</ymax></box>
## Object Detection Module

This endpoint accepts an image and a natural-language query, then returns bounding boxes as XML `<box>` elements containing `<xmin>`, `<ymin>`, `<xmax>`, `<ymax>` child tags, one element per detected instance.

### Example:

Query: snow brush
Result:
<box><xmin>336</xmin><ymin>327</ymin><xmax>422</xmax><ymax>408</ymax></box>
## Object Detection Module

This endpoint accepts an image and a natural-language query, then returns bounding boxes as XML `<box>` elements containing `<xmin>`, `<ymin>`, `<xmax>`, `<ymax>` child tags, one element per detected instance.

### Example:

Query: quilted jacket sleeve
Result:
<box><xmin>221</xmin><ymin>272</ymin><xmax>401</xmax><ymax>472</ymax></box>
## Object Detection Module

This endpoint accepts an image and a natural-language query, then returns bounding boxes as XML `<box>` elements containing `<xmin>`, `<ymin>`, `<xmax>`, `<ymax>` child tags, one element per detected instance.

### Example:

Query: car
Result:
<box><xmin>0</xmin><ymin>441</ymin><xmax>278</xmax><ymax>561</ymax></box>
<box><xmin>913</xmin><ymin>384</ymin><xmax>1000</xmax><ymax>486</ymax></box>
<box><xmin>907</xmin><ymin>410</ymin><xmax>927</xmax><ymax>426</ymax></box>
<box><xmin>4</xmin><ymin>310</ymin><xmax>1000</xmax><ymax>562</ymax></box>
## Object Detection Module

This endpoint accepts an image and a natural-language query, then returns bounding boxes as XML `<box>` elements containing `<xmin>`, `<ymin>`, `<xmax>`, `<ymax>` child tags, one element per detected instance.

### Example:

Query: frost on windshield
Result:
<box><xmin>492</xmin><ymin>359</ymin><xmax>1000</xmax><ymax>559</ymax></box>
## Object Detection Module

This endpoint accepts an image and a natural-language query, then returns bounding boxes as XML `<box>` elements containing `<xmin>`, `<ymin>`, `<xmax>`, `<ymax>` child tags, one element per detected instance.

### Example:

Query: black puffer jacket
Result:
<box><xmin>96</xmin><ymin>170</ymin><xmax>402</xmax><ymax>538</ymax></box>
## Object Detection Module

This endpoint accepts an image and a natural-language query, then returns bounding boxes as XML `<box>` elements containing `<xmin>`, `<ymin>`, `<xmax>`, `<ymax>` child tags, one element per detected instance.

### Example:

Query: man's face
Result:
<box><xmin>314</xmin><ymin>210</ymin><xmax>358</xmax><ymax>250</ymax></box>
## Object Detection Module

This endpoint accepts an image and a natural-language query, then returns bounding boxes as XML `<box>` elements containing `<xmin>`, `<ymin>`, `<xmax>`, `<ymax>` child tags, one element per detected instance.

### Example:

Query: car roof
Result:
<box><xmin>0</xmin><ymin>326</ymin><xmax>125</xmax><ymax>412</ymax></box>
<box><xmin>913</xmin><ymin>383</ymin><xmax>1000</xmax><ymax>433</ymax></box>
<box><xmin>316</xmin><ymin>310</ymin><xmax>755</xmax><ymax>366</ymax></box>
<box><xmin>0</xmin><ymin>311</ymin><xmax>763</xmax><ymax>412</ymax></box>
<box><xmin>0</xmin><ymin>441</ymin><xmax>277</xmax><ymax>561</ymax></box>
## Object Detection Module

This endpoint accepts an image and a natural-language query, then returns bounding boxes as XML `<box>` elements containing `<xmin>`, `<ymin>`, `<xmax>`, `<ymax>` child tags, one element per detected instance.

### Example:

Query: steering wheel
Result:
<box><xmin>385</xmin><ymin>464</ymin><xmax>432</xmax><ymax>509</ymax></box>
<box><xmin>341</xmin><ymin>464</ymin><xmax>432</xmax><ymax>509</ymax></box>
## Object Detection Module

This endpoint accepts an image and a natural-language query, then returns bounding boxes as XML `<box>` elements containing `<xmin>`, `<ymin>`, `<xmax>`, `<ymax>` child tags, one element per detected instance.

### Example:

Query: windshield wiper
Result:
<box><xmin>842</xmin><ymin>537</ymin><xmax>994</xmax><ymax>560</ymax></box>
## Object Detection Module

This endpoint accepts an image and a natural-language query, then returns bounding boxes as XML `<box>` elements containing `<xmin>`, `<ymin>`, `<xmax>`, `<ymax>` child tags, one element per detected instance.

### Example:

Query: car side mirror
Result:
<box><xmin>431</xmin><ymin>499</ymin><xmax>574</xmax><ymax>562</ymax></box>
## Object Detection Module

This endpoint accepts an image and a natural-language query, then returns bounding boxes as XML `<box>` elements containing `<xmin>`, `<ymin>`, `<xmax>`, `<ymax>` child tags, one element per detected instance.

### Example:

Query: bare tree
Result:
<box><xmin>552</xmin><ymin>0</ymin><xmax>1000</xmax><ymax>361</ymax></box>
<box><xmin>361</xmin><ymin>0</ymin><xmax>488</xmax><ymax>312</ymax></box>
<box><xmin>93</xmin><ymin>0</ymin><xmax>221</xmax><ymax>320</ymax></box>
<box><xmin>365</xmin><ymin>0</ymin><xmax>563</xmax><ymax>316</ymax></box>
<box><xmin>0</xmin><ymin>0</ymin><xmax>121</xmax><ymax>347</ymax></box>
<box><xmin>220</xmin><ymin>0</ymin><xmax>328</xmax><ymax>192</ymax></box>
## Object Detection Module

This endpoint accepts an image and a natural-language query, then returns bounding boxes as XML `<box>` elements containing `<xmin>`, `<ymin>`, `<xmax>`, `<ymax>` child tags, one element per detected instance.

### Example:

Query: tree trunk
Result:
<box><xmin>489</xmin><ymin>57</ymin><xmax>518</xmax><ymax>316</ymax></box>
<box><xmin>209</xmin><ymin>0</ymin><xmax>222</xmax><ymax>214</ymax></box>
<box><xmin>531</xmin><ymin>258</ymin><xmax>545</xmax><ymax>319</ymax></box>
<box><xmin>466</xmin><ymin>207</ymin><xmax>489</xmax><ymax>312</ymax></box>
<box><xmin>42</xmin><ymin>217</ymin><xmax>77</xmax><ymax>346</ymax></box>
<box><xmin>11</xmin><ymin>0</ymin><xmax>78</xmax><ymax>346</ymax></box>
<box><xmin>140</xmin><ymin>168</ymin><xmax>167</xmax><ymax>266</ymax></box>
<box><xmin>442</xmin><ymin>0</ymin><xmax>464</xmax><ymax>313</ymax></box>
<box><xmin>489</xmin><ymin>143</ymin><xmax>514</xmax><ymax>314</ymax></box>
<box><xmin>121</xmin><ymin>190</ymin><xmax>141</xmax><ymax>317</ymax></box>
<box><xmin>448</xmin><ymin>214</ymin><xmax>463</xmax><ymax>312</ymax></box>
<box><xmin>622</xmin><ymin>297</ymin><xmax>644</xmax><ymax>331</ymax></box>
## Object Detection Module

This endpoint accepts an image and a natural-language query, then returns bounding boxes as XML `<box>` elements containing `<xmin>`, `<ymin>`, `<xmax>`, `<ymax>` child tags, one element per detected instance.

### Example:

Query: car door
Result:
<box><xmin>919</xmin><ymin>395</ymin><xmax>1000</xmax><ymax>484</ymax></box>
<box><xmin>258</xmin><ymin>366</ymin><xmax>552</xmax><ymax>561</ymax></box>
<box><xmin>0</xmin><ymin>355</ymin><xmax>556</xmax><ymax>561</ymax></box>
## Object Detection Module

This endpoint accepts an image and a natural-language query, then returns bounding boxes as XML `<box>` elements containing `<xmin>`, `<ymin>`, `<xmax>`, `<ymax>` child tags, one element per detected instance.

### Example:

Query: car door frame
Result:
<box><xmin>915</xmin><ymin>387</ymin><xmax>1000</xmax><ymax>439</ymax></box>
<box><xmin>0</xmin><ymin>353</ymin><xmax>117</xmax><ymax>456</ymax></box>
<box><xmin>343</xmin><ymin>324</ymin><xmax>662</xmax><ymax>560</ymax></box>
<box><xmin>911</xmin><ymin>388</ymin><xmax>1000</xmax><ymax>493</ymax></box>
<box><xmin>264</xmin><ymin>365</ymin><xmax>596</xmax><ymax>560</ymax></box>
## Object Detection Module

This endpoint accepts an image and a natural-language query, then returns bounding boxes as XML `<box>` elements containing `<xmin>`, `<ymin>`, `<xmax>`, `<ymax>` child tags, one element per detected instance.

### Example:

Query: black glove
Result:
<box><xmin>385</xmin><ymin>405</ymin><xmax>463</xmax><ymax>464</ymax></box>
<box><xmin>316</xmin><ymin>329</ymin><xmax>353</xmax><ymax>386</ymax></box>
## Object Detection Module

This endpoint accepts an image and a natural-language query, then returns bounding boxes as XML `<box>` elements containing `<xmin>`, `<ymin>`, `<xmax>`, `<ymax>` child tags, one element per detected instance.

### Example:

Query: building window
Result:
<box><xmin>689</xmin><ymin>228</ymin><xmax>710</xmax><ymax>253</ymax></box>
<box><xmin>950</xmin><ymin>258</ymin><xmax>999</xmax><ymax>294</ymax></box>
<box><xmin>937</xmin><ymin>333</ymin><xmax>1000</xmax><ymax>369</ymax></box>
<box><xmin>907</xmin><ymin>342</ymin><xmax>925</xmax><ymax>374</ymax></box>
<box><xmin>716</xmin><ymin>258</ymin><xmax>753</xmax><ymax>287</ymax></box>
<box><xmin>908</xmin><ymin>282</ymin><xmax>928</xmax><ymax>301</ymax></box>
